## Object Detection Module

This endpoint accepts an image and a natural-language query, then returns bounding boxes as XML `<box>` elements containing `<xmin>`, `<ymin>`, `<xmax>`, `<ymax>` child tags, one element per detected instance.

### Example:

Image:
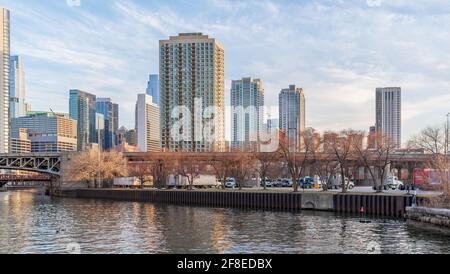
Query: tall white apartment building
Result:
<box><xmin>159</xmin><ymin>33</ymin><xmax>225</xmax><ymax>152</ymax></box>
<box><xmin>376</xmin><ymin>87</ymin><xmax>402</xmax><ymax>147</ymax></box>
<box><xmin>230</xmin><ymin>77</ymin><xmax>264</xmax><ymax>149</ymax></box>
<box><xmin>0</xmin><ymin>8</ymin><xmax>10</xmax><ymax>153</ymax></box>
<box><xmin>136</xmin><ymin>94</ymin><xmax>160</xmax><ymax>152</ymax></box>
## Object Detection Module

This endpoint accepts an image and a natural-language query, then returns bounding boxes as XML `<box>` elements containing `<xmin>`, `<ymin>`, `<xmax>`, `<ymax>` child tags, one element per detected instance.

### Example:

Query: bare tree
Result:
<box><xmin>279</xmin><ymin>128</ymin><xmax>316</xmax><ymax>192</ymax></box>
<box><xmin>254</xmin><ymin>151</ymin><xmax>279</xmax><ymax>190</ymax></box>
<box><xmin>129</xmin><ymin>162</ymin><xmax>151</xmax><ymax>189</ymax></box>
<box><xmin>312</xmin><ymin>139</ymin><xmax>339</xmax><ymax>192</ymax></box>
<box><xmin>409</xmin><ymin>125</ymin><xmax>450</xmax><ymax>207</ymax></box>
<box><xmin>353</xmin><ymin>132</ymin><xmax>398</xmax><ymax>192</ymax></box>
<box><xmin>63</xmin><ymin>148</ymin><xmax>128</xmax><ymax>188</ymax></box>
<box><xmin>177</xmin><ymin>157</ymin><xmax>203</xmax><ymax>190</ymax></box>
<box><xmin>229</xmin><ymin>152</ymin><xmax>254</xmax><ymax>190</ymax></box>
<box><xmin>408</xmin><ymin>126</ymin><xmax>446</xmax><ymax>154</ymax></box>
<box><xmin>211</xmin><ymin>154</ymin><xmax>233</xmax><ymax>189</ymax></box>
<box><xmin>325</xmin><ymin>130</ymin><xmax>360</xmax><ymax>193</ymax></box>
<box><xmin>150</xmin><ymin>155</ymin><xmax>174</xmax><ymax>189</ymax></box>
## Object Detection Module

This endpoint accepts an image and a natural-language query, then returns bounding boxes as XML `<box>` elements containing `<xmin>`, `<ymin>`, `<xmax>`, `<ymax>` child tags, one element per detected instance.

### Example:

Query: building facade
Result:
<box><xmin>9</xmin><ymin>55</ymin><xmax>26</xmax><ymax>119</ymax></box>
<box><xmin>146</xmin><ymin>74</ymin><xmax>159</xmax><ymax>106</ymax></box>
<box><xmin>279</xmin><ymin>85</ymin><xmax>306</xmax><ymax>140</ymax></box>
<box><xmin>69</xmin><ymin>89</ymin><xmax>96</xmax><ymax>151</ymax></box>
<box><xmin>96</xmin><ymin>98</ymin><xmax>118</xmax><ymax>150</ymax></box>
<box><xmin>230</xmin><ymin>77</ymin><xmax>264</xmax><ymax>149</ymax></box>
<box><xmin>136</xmin><ymin>94</ymin><xmax>160</xmax><ymax>152</ymax></box>
<box><xmin>159</xmin><ymin>33</ymin><xmax>225</xmax><ymax>152</ymax></box>
<box><xmin>10</xmin><ymin>128</ymin><xmax>31</xmax><ymax>154</ymax></box>
<box><xmin>375</xmin><ymin>87</ymin><xmax>402</xmax><ymax>148</ymax></box>
<box><xmin>11</xmin><ymin>112</ymin><xmax>77</xmax><ymax>152</ymax></box>
<box><xmin>0</xmin><ymin>8</ymin><xmax>10</xmax><ymax>153</ymax></box>
<box><xmin>266</xmin><ymin>118</ymin><xmax>279</xmax><ymax>133</ymax></box>
<box><xmin>95</xmin><ymin>112</ymin><xmax>105</xmax><ymax>150</ymax></box>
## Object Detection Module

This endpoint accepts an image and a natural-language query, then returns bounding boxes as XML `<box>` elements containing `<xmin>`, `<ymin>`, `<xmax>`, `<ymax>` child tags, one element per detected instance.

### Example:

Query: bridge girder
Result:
<box><xmin>0</xmin><ymin>154</ymin><xmax>61</xmax><ymax>176</ymax></box>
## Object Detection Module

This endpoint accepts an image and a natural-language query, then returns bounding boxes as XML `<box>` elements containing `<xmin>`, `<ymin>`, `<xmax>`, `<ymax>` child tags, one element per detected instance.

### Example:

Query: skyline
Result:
<box><xmin>0</xmin><ymin>1</ymin><xmax>450</xmax><ymax>144</ymax></box>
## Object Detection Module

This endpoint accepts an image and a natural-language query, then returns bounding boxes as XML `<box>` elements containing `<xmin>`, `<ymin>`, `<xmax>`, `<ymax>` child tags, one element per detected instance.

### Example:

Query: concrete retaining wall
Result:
<box><xmin>58</xmin><ymin>189</ymin><xmax>412</xmax><ymax>218</ymax></box>
<box><xmin>405</xmin><ymin>206</ymin><xmax>450</xmax><ymax>228</ymax></box>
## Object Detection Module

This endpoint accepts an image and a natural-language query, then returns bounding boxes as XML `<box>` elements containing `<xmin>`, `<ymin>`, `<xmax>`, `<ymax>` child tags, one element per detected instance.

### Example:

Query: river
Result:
<box><xmin>0</xmin><ymin>190</ymin><xmax>449</xmax><ymax>254</ymax></box>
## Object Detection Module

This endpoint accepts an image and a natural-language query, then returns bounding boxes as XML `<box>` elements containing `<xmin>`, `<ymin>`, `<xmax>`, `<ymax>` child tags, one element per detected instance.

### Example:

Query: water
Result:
<box><xmin>1</xmin><ymin>190</ymin><xmax>449</xmax><ymax>254</ymax></box>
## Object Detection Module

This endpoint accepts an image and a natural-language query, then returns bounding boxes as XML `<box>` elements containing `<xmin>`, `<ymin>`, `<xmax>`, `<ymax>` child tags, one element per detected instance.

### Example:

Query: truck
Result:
<box><xmin>113</xmin><ymin>177</ymin><xmax>141</xmax><ymax>189</ymax></box>
<box><xmin>168</xmin><ymin>174</ymin><xmax>221</xmax><ymax>189</ymax></box>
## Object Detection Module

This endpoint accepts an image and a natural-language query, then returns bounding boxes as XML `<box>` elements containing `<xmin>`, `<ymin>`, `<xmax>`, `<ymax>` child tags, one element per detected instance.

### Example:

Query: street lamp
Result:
<box><xmin>446</xmin><ymin>112</ymin><xmax>450</xmax><ymax>192</ymax></box>
<box><xmin>446</xmin><ymin>112</ymin><xmax>450</xmax><ymax>156</ymax></box>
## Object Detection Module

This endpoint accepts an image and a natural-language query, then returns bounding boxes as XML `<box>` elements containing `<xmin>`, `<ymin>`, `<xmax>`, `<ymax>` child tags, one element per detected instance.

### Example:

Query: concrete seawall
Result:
<box><xmin>405</xmin><ymin>207</ymin><xmax>450</xmax><ymax>228</ymax></box>
<box><xmin>58</xmin><ymin>189</ymin><xmax>413</xmax><ymax>218</ymax></box>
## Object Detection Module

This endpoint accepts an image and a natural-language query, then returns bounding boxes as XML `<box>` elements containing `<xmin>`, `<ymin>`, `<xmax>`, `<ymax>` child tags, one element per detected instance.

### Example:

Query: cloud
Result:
<box><xmin>0</xmin><ymin>0</ymin><xmax>449</xmax><ymax>145</ymax></box>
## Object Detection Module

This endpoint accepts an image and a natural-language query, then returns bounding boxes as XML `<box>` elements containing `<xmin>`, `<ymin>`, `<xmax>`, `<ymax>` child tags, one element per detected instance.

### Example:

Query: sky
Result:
<box><xmin>1</xmin><ymin>0</ymin><xmax>450</xmax><ymax>144</ymax></box>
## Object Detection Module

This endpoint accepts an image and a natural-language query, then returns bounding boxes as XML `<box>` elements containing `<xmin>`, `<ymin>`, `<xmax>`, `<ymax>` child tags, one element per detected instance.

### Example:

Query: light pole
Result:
<box><xmin>446</xmin><ymin>112</ymin><xmax>450</xmax><ymax>156</ymax></box>
<box><xmin>446</xmin><ymin>112</ymin><xmax>450</xmax><ymax>192</ymax></box>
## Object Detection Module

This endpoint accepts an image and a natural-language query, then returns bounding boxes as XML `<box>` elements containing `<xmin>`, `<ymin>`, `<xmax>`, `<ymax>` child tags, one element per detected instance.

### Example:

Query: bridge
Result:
<box><xmin>0</xmin><ymin>174</ymin><xmax>53</xmax><ymax>188</ymax></box>
<box><xmin>0</xmin><ymin>153</ymin><xmax>62</xmax><ymax>176</ymax></box>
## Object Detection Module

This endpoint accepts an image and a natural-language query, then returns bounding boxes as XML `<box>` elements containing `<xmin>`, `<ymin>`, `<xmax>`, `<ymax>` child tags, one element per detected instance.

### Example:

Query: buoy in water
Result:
<box><xmin>360</xmin><ymin>206</ymin><xmax>365</xmax><ymax>214</ymax></box>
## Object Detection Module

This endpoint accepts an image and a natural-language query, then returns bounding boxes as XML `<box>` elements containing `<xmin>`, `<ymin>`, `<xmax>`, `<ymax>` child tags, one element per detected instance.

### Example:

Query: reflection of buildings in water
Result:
<box><xmin>0</xmin><ymin>191</ymin><xmax>37</xmax><ymax>252</ymax></box>
<box><xmin>208</xmin><ymin>209</ymin><xmax>232</xmax><ymax>253</ymax></box>
<box><xmin>132</xmin><ymin>203</ymin><xmax>167</xmax><ymax>253</ymax></box>
<box><xmin>160</xmin><ymin>206</ymin><xmax>229</xmax><ymax>253</ymax></box>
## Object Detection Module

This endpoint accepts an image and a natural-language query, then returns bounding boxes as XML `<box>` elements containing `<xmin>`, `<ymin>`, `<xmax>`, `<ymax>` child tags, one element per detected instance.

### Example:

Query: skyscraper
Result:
<box><xmin>9</xmin><ymin>55</ymin><xmax>26</xmax><ymax>119</ymax></box>
<box><xmin>96</xmin><ymin>98</ymin><xmax>118</xmax><ymax>150</ymax></box>
<box><xmin>230</xmin><ymin>77</ymin><xmax>264</xmax><ymax>149</ymax></box>
<box><xmin>0</xmin><ymin>8</ymin><xmax>10</xmax><ymax>153</ymax></box>
<box><xmin>112</xmin><ymin>103</ymin><xmax>119</xmax><ymax>145</ymax></box>
<box><xmin>146</xmin><ymin>74</ymin><xmax>159</xmax><ymax>106</ymax></box>
<box><xmin>136</xmin><ymin>94</ymin><xmax>160</xmax><ymax>152</ymax></box>
<box><xmin>95</xmin><ymin>112</ymin><xmax>105</xmax><ymax>150</ymax></box>
<box><xmin>160</xmin><ymin>33</ymin><xmax>225</xmax><ymax>152</ymax></box>
<box><xmin>376</xmin><ymin>87</ymin><xmax>402</xmax><ymax>147</ymax></box>
<box><xmin>69</xmin><ymin>89</ymin><xmax>97</xmax><ymax>151</ymax></box>
<box><xmin>279</xmin><ymin>85</ymin><xmax>305</xmax><ymax>140</ymax></box>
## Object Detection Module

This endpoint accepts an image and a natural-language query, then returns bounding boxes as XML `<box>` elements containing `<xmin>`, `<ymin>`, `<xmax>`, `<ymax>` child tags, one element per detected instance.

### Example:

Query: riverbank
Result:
<box><xmin>57</xmin><ymin>188</ymin><xmax>418</xmax><ymax>218</ymax></box>
<box><xmin>405</xmin><ymin>206</ymin><xmax>450</xmax><ymax>228</ymax></box>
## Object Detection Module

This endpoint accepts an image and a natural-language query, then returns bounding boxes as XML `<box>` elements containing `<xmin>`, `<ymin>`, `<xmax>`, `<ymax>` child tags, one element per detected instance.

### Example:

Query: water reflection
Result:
<box><xmin>0</xmin><ymin>190</ymin><xmax>449</xmax><ymax>254</ymax></box>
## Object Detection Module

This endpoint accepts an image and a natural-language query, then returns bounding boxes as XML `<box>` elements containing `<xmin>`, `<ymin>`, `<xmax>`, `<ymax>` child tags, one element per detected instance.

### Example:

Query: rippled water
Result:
<box><xmin>1</xmin><ymin>190</ymin><xmax>449</xmax><ymax>254</ymax></box>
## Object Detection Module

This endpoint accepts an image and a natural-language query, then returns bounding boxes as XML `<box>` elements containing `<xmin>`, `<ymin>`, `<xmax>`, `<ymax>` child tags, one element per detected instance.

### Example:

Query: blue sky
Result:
<box><xmin>1</xmin><ymin>0</ymin><xmax>450</xmax><ymax>144</ymax></box>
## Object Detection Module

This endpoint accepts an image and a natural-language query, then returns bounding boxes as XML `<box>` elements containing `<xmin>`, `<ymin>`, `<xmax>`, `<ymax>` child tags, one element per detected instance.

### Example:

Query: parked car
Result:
<box><xmin>327</xmin><ymin>177</ymin><xmax>355</xmax><ymax>190</ymax></box>
<box><xmin>299</xmin><ymin>176</ymin><xmax>314</xmax><ymax>189</ymax></box>
<box><xmin>260</xmin><ymin>179</ymin><xmax>273</xmax><ymax>187</ymax></box>
<box><xmin>385</xmin><ymin>176</ymin><xmax>405</xmax><ymax>190</ymax></box>
<box><xmin>346</xmin><ymin>179</ymin><xmax>355</xmax><ymax>190</ymax></box>
<box><xmin>225</xmin><ymin>178</ymin><xmax>237</xmax><ymax>188</ymax></box>
<box><xmin>273</xmin><ymin>179</ymin><xmax>283</xmax><ymax>187</ymax></box>
<box><xmin>281</xmin><ymin>179</ymin><xmax>293</xmax><ymax>187</ymax></box>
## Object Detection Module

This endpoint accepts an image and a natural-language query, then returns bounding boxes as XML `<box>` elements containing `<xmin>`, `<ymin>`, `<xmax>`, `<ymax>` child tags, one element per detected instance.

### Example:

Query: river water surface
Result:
<box><xmin>1</xmin><ymin>190</ymin><xmax>449</xmax><ymax>254</ymax></box>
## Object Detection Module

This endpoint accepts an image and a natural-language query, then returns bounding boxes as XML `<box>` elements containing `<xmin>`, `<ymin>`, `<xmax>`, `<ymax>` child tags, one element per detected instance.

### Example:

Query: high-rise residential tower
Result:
<box><xmin>112</xmin><ymin>103</ymin><xmax>119</xmax><ymax>145</ymax></box>
<box><xmin>0</xmin><ymin>8</ymin><xmax>10</xmax><ymax>153</ymax></box>
<box><xmin>160</xmin><ymin>33</ymin><xmax>225</xmax><ymax>152</ymax></box>
<box><xmin>9</xmin><ymin>55</ymin><xmax>26</xmax><ymax>119</ymax></box>
<box><xmin>230</xmin><ymin>77</ymin><xmax>264</xmax><ymax>149</ymax></box>
<box><xmin>136</xmin><ymin>94</ymin><xmax>160</xmax><ymax>152</ymax></box>
<box><xmin>146</xmin><ymin>74</ymin><xmax>159</xmax><ymax>106</ymax></box>
<box><xmin>279</xmin><ymin>85</ymin><xmax>305</xmax><ymax>140</ymax></box>
<box><xmin>96</xmin><ymin>98</ymin><xmax>118</xmax><ymax>150</ymax></box>
<box><xmin>69</xmin><ymin>89</ymin><xmax>97</xmax><ymax>151</ymax></box>
<box><xmin>376</xmin><ymin>87</ymin><xmax>402</xmax><ymax>147</ymax></box>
